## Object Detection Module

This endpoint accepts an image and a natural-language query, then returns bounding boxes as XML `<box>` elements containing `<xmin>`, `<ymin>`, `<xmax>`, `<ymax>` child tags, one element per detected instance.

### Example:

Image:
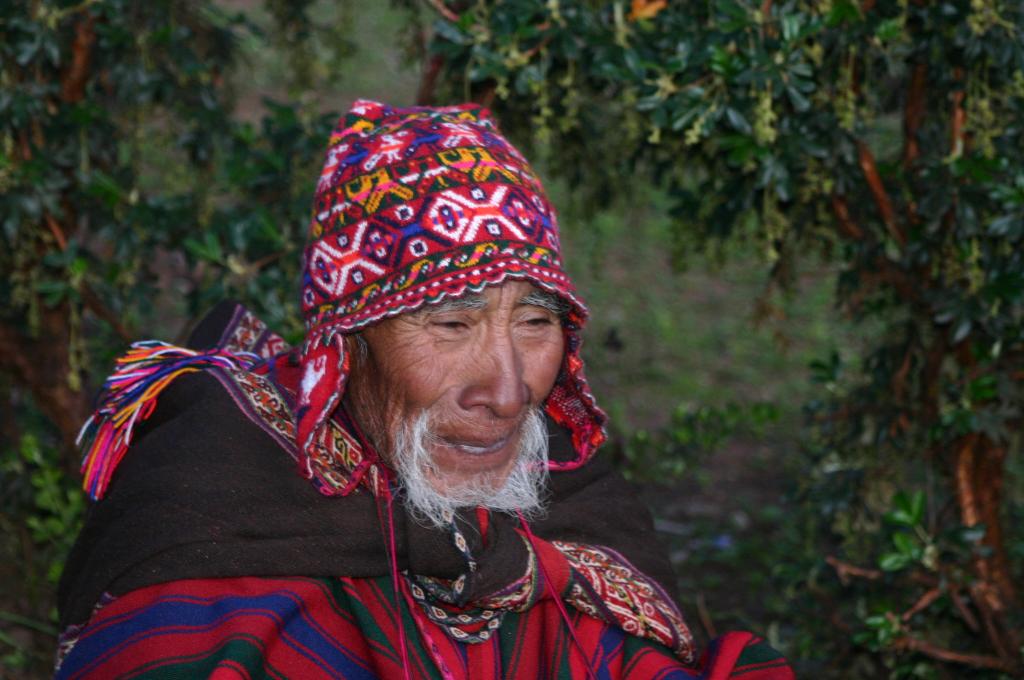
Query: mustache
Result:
<box><xmin>423</xmin><ymin>408</ymin><xmax>527</xmax><ymax>441</ymax></box>
<box><xmin>392</xmin><ymin>407</ymin><xmax>550</xmax><ymax>528</ymax></box>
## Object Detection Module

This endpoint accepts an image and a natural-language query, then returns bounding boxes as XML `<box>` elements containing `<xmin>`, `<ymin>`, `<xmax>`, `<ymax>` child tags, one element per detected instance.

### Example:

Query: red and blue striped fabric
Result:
<box><xmin>56</xmin><ymin>576</ymin><xmax>793</xmax><ymax>679</ymax></box>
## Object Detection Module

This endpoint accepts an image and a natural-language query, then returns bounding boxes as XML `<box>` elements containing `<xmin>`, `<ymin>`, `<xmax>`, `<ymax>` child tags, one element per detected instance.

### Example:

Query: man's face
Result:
<box><xmin>345</xmin><ymin>280</ymin><xmax>565</xmax><ymax>514</ymax></box>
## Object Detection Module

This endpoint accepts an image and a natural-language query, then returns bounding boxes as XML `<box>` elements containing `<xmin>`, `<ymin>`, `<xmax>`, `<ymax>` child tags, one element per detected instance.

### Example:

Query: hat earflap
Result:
<box><xmin>296</xmin><ymin>329</ymin><xmax>350</xmax><ymax>479</ymax></box>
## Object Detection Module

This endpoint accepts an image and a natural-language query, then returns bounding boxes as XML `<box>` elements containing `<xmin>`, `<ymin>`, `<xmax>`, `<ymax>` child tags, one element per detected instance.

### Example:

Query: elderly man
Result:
<box><xmin>57</xmin><ymin>101</ymin><xmax>793</xmax><ymax>678</ymax></box>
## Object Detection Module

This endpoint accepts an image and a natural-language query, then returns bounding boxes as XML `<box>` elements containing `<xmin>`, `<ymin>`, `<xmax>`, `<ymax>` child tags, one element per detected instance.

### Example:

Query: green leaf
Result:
<box><xmin>16</xmin><ymin>36</ymin><xmax>40</xmax><ymax>65</ymax></box>
<box><xmin>433</xmin><ymin>18</ymin><xmax>471</xmax><ymax>46</ymax></box>
<box><xmin>710</xmin><ymin>45</ymin><xmax>738</xmax><ymax>77</ymax></box>
<box><xmin>623</xmin><ymin>50</ymin><xmax>644</xmax><ymax>78</ymax></box>
<box><xmin>879</xmin><ymin>552</ymin><xmax>911</xmax><ymax>571</ymax></box>
<box><xmin>781</xmin><ymin>14</ymin><xmax>803</xmax><ymax>42</ymax></box>
<box><xmin>184</xmin><ymin>233</ymin><xmax>224</xmax><ymax>263</ymax></box>
<box><xmin>826</xmin><ymin>0</ymin><xmax>861</xmax><ymax>26</ymax></box>
<box><xmin>957</xmin><ymin>524</ymin><xmax>986</xmax><ymax>544</ymax></box>
<box><xmin>85</xmin><ymin>171</ymin><xmax>126</xmax><ymax>209</ymax></box>
<box><xmin>968</xmin><ymin>375</ymin><xmax>998</xmax><ymax>401</ymax></box>
<box><xmin>671</xmin><ymin>105</ymin><xmax>703</xmax><ymax>131</ymax></box>
<box><xmin>34</xmin><ymin>279</ymin><xmax>70</xmax><ymax>306</ymax></box>
<box><xmin>891</xmin><ymin>531</ymin><xmax>918</xmax><ymax>558</ymax></box>
<box><xmin>785</xmin><ymin>85</ymin><xmax>810</xmax><ymax>112</ymax></box>
<box><xmin>725</xmin><ymin>107</ymin><xmax>752</xmax><ymax>135</ymax></box>
<box><xmin>69</xmin><ymin>257</ymin><xmax>89</xmax><ymax>277</ymax></box>
<box><xmin>875</xmin><ymin>18</ymin><xmax>903</xmax><ymax>42</ymax></box>
<box><xmin>987</xmin><ymin>215</ymin><xmax>1018</xmax><ymax>237</ymax></box>
<box><xmin>952</xmin><ymin>318</ymin><xmax>972</xmax><ymax>344</ymax></box>
<box><xmin>885</xmin><ymin>490</ymin><xmax>924</xmax><ymax>527</ymax></box>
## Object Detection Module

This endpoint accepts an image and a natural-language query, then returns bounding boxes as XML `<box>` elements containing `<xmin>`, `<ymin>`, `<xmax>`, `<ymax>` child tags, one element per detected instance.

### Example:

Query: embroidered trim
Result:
<box><xmin>404</xmin><ymin>514</ymin><xmax>540</xmax><ymax>644</ymax></box>
<box><xmin>554</xmin><ymin>541</ymin><xmax>696</xmax><ymax>663</ymax></box>
<box><xmin>220</xmin><ymin>307</ymin><xmax>287</xmax><ymax>358</ymax></box>
<box><xmin>77</xmin><ymin>342</ymin><xmax>261</xmax><ymax>500</ymax></box>
<box><xmin>473</xmin><ymin>538</ymin><xmax>540</xmax><ymax>613</ymax></box>
<box><xmin>304</xmin><ymin>241</ymin><xmax>576</xmax><ymax>333</ymax></box>
<box><xmin>214</xmin><ymin>365</ymin><xmax>387</xmax><ymax>497</ymax></box>
<box><xmin>54</xmin><ymin>592</ymin><xmax>116</xmax><ymax>673</ymax></box>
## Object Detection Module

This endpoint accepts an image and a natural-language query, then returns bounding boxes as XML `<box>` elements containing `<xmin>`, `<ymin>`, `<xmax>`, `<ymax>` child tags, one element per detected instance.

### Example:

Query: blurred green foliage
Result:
<box><xmin>619</xmin><ymin>401</ymin><xmax>781</xmax><ymax>481</ymax></box>
<box><xmin>1</xmin><ymin>1</ymin><xmax>336</xmax><ymax>673</ymax></box>
<box><xmin>0</xmin><ymin>433</ymin><xmax>73</xmax><ymax>672</ymax></box>
<box><xmin>2</xmin><ymin>0</ymin><xmax>1023</xmax><ymax>678</ymax></box>
<box><xmin>423</xmin><ymin>0</ymin><xmax>1024</xmax><ymax>676</ymax></box>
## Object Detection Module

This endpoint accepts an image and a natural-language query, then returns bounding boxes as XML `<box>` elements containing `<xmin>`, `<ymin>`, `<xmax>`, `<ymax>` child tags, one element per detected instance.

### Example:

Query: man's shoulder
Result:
<box><xmin>77</xmin><ymin>299</ymin><xmax>298</xmax><ymax>501</ymax></box>
<box><xmin>110</xmin><ymin>368</ymin><xmax>292</xmax><ymax>488</ymax></box>
<box><xmin>57</xmin><ymin>360</ymin><xmax>381</xmax><ymax>629</ymax></box>
<box><xmin>59</xmin><ymin>303</ymin><xmax>315</xmax><ymax>628</ymax></box>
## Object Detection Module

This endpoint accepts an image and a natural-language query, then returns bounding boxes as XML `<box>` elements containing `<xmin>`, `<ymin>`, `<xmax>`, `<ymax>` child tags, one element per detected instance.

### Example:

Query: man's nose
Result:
<box><xmin>457</xmin><ymin>334</ymin><xmax>529</xmax><ymax>419</ymax></box>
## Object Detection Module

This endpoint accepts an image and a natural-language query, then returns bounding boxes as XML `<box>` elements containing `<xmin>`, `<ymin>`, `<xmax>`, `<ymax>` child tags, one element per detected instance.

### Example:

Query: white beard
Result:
<box><xmin>391</xmin><ymin>408</ymin><xmax>550</xmax><ymax>528</ymax></box>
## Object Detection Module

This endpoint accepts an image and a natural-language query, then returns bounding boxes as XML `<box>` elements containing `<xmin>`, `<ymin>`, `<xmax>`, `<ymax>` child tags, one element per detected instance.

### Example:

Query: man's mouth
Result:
<box><xmin>435</xmin><ymin>434</ymin><xmax>512</xmax><ymax>456</ymax></box>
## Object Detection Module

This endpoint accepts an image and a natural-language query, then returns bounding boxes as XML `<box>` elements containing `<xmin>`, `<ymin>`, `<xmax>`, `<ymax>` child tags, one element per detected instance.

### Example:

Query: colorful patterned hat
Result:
<box><xmin>296</xmin><ymin>100</ymin><xmax>606</xmax><ymax>481</ymax></box>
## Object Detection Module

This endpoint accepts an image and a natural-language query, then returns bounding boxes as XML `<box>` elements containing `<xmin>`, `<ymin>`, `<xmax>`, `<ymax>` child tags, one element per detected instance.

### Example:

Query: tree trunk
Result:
<box><xmin>953</xmin><ymin>433</ymin><xmax>1020</xmax><ymax>662</ymax></box>
<box><xmin>0</xmin><ymin>13</ymin><xmax>99</xmax><ymax>471</ymax></box>
<box><xmin>0</xmin><ymin>305</ymin><xmax>90</xmax><ymax>472</ymax></box>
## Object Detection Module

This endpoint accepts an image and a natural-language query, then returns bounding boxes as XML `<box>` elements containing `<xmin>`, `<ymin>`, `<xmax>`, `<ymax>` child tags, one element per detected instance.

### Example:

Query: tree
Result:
<box><xmin>1</xmin><ymin>1</ymin><xmax>336</xmax><ymax>672</ymax></box>
<box><xmin>1</xmin><ymin>1</ymin><xmax>343</xmax><ymax>454</ymax></box>
<box><xmin>3</xmin><ymin>0</ymin><xmax>1022</xmax><ymax>676</ymax></box>
<box><xmin>415</xmin><ymin>0</ymin><xmax>1024</xmax><ymax>675</ymax></box>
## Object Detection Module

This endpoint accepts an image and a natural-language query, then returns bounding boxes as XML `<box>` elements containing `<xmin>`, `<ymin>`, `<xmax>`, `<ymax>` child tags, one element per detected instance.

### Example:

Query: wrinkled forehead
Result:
<box><xmin>416</xmin><ymin>282</ymin><xmax>570</xmax><ymax>316</ymax></box>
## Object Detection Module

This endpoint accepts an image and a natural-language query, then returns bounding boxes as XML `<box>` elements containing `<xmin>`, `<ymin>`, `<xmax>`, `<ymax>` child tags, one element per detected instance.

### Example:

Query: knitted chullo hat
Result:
<box><xmin>296</xmin><ymin>100</ymin><xmax>606</xmax><ymax>486</ymax></box>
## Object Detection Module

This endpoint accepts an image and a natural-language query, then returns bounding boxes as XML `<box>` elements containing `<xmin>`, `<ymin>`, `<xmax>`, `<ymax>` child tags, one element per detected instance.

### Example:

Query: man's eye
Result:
<box><xmin>524</xmin><ymin>316</ymin><xmax>554</xmax><ymax>327</ymax></box>
<box><xmin>431</xmin><ymin>319</ymin><xmax>468</xmax><ymax>330</ymax></box>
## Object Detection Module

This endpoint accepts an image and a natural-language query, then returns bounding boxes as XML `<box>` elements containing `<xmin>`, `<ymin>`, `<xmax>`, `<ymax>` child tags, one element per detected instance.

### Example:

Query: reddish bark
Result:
<box><xmin>476</xmin><ymin>84</ymin><xmax>497</xmax><ymax>109</ymax></box>
<box><xmin>953</xmin><ymin>434</ymin><xmax>1020</xmax><ymax>663</ymax></box>
<box><xmin>4</xmin><ymin>12</ymin><xmax>99</xmax><ymax>467</ymax></box>
<box><xmin>902</xmin><ymin>63</ymin><xmax>927</xmax><ymax>169</ymax></box>
<box><xmin>0</xmin><ymin>312</ymin><xmax>91</xmax><ymax>468</ymax></box>
<box><xmin>901</xmin><ymin>587</ymin><xmax>941</xmax><ymax>622</ymax></box>
<box><xmin>80</xmin><ymin>284</ymin><xmax>132</xmax><ymax>342</ymax></box>
<box><xmin>830</xmin><ymin>194</ymin><xmax>865</xmax><ymax>240</ymax></box>
<box><xmin>949</xmin><ymin>69</ymin><xmax>966</xmax><ymax>159</ymax></box>
<box><xmin>61</xmin><ymin>15</ymin><xmax>96</xmax><ymax>103</ymax></box>
<box><xmin>935</xmin><ymin>62</ymin><xmax>1019</xmax><ymax>667</ymax></box>
<box><xmin>416</xmin><ymin>54</ymin><xmax>445</xmax><ymax>106</ymax></box>
<box><xmin>424</xmin><ymin>0</ymin><xmax>458</xmax><ymax>22</ymax></box>
<box><xmin>856</xmin><ymin>141</ymin><xmax>904</xmax><ymax>246</ymax></box>
<box><xmin>826</xmin><ymin>555</ymin><xmax>881</xmax><ymax>585</ymax></box>
<box><xmin>44</xmin><ymin>213</ymin><xmax>68</xmax><ymax>250</ymax></box>
<box><xmin>759</xmin><ymin>0</ymin><xmax>774</xmax><ymax>38</ymax></box>
<box><xmin>893</xmin><ymin>636</ymin><xmax>1018</xmax><ymax>674</ymax></box>
<box><xmin>891</xmin><ymin>346</ymin><xmax>913</xmax><ymax>403</ymax></box>
<box><xmin>949</xmin><ymin>585</ymin><xmax>981</xmax><ymax>632</ymax></box>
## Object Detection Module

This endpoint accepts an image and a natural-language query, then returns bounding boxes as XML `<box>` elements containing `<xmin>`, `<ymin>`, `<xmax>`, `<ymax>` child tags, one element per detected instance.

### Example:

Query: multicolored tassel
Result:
<box><xmin>77</xmin><ymin>341</ymin><xmax>259</xmax><ymax>501</ymax></box>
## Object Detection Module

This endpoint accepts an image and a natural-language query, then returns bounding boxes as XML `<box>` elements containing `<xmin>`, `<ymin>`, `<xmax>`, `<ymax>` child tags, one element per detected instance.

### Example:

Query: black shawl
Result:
<box><xmin>59</xmin><ymin>304</ymin><xmax>677</xmax><ymax>629</ymax></box>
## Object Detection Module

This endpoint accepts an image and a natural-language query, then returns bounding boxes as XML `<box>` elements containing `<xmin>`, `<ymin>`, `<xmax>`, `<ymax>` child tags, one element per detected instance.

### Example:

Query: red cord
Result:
<box><xmin>385</xmin><ymin>487</ymin><xmax>413</xmax><ymax>680</ymax></box>
<box><xmin>517</xmin><ymin>511</ymin><xmax>598</xmax><ymax>680</ymax></box>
